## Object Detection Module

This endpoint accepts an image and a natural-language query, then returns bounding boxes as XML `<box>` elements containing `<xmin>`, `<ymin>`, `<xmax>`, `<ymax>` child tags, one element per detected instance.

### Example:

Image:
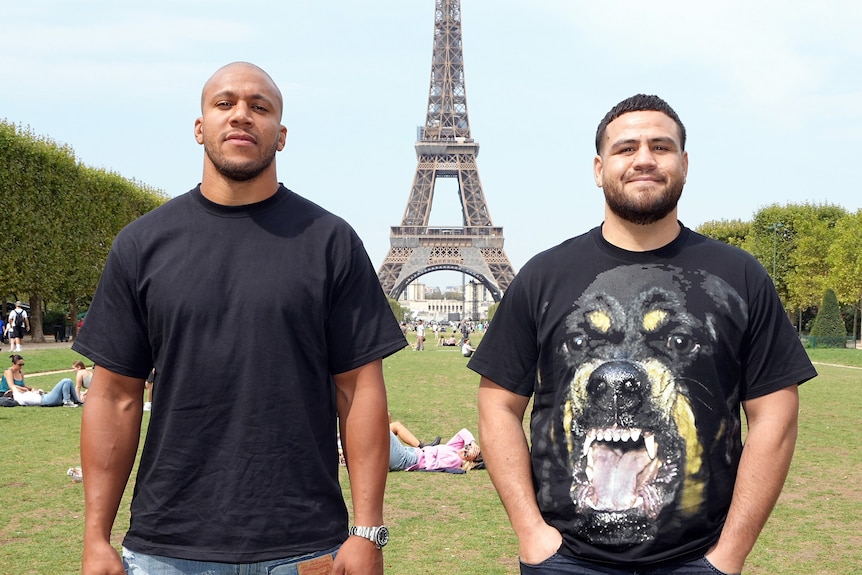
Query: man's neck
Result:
<box><xmin>601</xmin><ymin>210</ymin><xmax>681</xmax><ymax>252</ymax></box>
<box><xmin>199</xmin><ymin>167</ymin><xmax>280</xmax><ymax>206</ymax></box>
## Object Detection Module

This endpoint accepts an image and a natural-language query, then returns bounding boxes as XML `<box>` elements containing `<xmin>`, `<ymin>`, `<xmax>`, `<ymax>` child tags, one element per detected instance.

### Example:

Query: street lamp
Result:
<box><xmin>766</xmin><ymin>222</ymin><xmax>785</xmax><ymax>281</ymax></box>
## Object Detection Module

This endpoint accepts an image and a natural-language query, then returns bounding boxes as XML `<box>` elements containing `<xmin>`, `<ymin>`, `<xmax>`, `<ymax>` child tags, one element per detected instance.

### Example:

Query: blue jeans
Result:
<box><xmin>122</xmin><ymin>545</ymin><xmax>340</xmax><ymax>575</ymax></box>
<box><xmin>520</xmin><ymin>553</ymin><xmax>740</xmax><ymax>575</ymax></box>
<box><xmin>40</xmin><ymin>378</ymin><xmax>79</xmax><ymax>406</ymax></box>
<box><xmin>389</xmin><ymin>430</ymin><xmax>419</xmax><ymax>470</ymax></box>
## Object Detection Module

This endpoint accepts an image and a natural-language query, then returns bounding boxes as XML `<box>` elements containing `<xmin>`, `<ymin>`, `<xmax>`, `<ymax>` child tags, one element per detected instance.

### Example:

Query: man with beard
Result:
<box><xmin>75</xmin><ymin>62</ymin><xmax>406</xmax><ymax>575</ymax></box>
<box><xmin>468</xmin><ymin>94</ymin><xmax>816</xmax><ymax>574</ymax></box>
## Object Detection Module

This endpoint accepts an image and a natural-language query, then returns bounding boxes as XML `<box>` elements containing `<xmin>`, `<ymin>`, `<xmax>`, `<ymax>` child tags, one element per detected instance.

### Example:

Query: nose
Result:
<box><xmin>229</xmin><ymin>101</ymin><xmax>253</xmax><ymax>125</ymax></box>
<box><xmin>587</xmin><ymin>360</ymin><xmax>648</xmax><ymax>422</ymax></box>
<box><xmin>632</xmin><ymin>145</ymin><xmax>657</xmax><ymax>169</ymax></box>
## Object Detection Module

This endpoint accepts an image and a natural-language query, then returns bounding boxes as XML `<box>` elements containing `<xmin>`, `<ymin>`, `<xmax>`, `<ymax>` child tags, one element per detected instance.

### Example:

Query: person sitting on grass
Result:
<box><xmin>73</xmin><ymin>360</ymin><xmax>94</xmax><ymax>403</ymax></box>
<box><xmin>461</xmin><ymin>337</ymin><xmax>477</xmax><ymax>358</ymax></box>
<box><xmin>389</xmin><ymin>426</ymin><xmax>483</xmax><ymax>473</ymax></box>
<box><xmin>1</xmin><ymin>354</ymin><xmax>82</xmax><ymax>407</ymax></box>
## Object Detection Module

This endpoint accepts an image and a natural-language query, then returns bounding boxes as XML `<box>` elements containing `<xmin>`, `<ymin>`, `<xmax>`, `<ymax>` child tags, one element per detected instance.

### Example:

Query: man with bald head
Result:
<box><xmin>75</xmin><ymin>62</ymin><xmax>405</xmax><ymax>575</ymax></box>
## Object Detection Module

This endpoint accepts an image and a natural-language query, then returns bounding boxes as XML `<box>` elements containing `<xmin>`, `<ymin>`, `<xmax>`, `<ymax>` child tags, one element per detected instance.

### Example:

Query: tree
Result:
<box><xmin>827</xmin><ymin>210</ymin><xmax>862</xmax><ymax>342</ymax></box>
<box><xmin>740</xmin><ymin>203</ymin><xmax>846</xmax><ymax>329</ymax></box>
<box><xmin>486</xmin><ymin>302</ymin><xmax>499</xmax><ymax>323</ymax></box>
<box><xmin>695</xmin><ymin>219</ymin><xmax>750</xmax><ymax>248</ymax></box>
<box><xmin>809</xmin><ymin>288</ymin><xmax>847</xmax><ymax>348</ymax></box>
<box><xmin>785</xmin><ymin>204</ymin><xmax>846</xmax><ymax>315</ymax></box>
<box><xmin>387</xmin><ymin>296</ymin><xmax>408</xmax><ymax>323</ymax></box>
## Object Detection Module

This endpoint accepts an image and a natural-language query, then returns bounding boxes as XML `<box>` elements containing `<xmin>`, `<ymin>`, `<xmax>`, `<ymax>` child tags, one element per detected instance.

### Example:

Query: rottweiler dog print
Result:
<box><xmin>554</xmin><ymin>264</ymin><xmax>745</xmax><ymax>548</ymax></box>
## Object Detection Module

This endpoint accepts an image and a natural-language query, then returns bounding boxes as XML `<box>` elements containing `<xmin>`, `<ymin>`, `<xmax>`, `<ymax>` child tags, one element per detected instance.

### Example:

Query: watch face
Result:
<box><xmin>375</xmin><ymin>526</ymin><xmax>390</xmax><ymax>548</ymax></box>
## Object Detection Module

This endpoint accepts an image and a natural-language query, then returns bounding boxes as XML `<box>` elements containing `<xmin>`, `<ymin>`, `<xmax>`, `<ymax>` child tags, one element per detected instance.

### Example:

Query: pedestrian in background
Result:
<box><xmin>7</xmin><ymin>301</ymin><xmax>29</xmax><ymax>352</ymax></box>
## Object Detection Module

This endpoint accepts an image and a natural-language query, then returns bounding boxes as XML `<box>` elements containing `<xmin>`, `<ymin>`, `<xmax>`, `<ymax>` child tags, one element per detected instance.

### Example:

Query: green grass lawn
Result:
<box><xmin>1</xmin><ymin>342</ymin><xmax>860</xmax><ymax>574</ymax></box>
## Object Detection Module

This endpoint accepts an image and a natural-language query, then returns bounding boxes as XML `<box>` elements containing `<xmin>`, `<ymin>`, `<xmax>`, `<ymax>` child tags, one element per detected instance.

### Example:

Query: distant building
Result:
<box><xmin>397</xmin><ymin>280</ymin><xmax>493</xmax><ymax>323</ymax></box>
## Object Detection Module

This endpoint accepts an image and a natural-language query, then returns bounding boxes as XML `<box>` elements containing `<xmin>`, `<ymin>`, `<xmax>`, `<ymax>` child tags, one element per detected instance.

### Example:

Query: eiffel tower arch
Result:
<box><xmin>377</xmin><ymin>0</ymin><xmax>516</xmax><ymax>302</ymax></box>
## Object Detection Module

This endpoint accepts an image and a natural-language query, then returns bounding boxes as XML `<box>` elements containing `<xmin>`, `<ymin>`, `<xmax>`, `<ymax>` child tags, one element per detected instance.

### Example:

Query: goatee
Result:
<box><xmin>204</xmin><ymin>136</ymin><xmax>280</xmax><ymax>182</ymax></box>
<box><xmin>211</xmin><ymin>155</ymin><xmax>275</xmax><ymax>182</ymax></box>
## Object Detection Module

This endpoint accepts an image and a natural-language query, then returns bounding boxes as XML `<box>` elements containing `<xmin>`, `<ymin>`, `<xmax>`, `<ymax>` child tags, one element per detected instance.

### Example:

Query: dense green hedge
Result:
<box><xmin>0</xmin><ymin>120</ymin><xmax>168</xmax><ymax>340</ymax></box>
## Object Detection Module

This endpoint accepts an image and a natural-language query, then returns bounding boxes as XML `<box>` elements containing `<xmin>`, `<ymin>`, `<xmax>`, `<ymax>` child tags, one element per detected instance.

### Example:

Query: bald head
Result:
<box><xmin>200</xmin><ymin>62</ymin><xmax>284</xmax><ymax>120</ymax></box>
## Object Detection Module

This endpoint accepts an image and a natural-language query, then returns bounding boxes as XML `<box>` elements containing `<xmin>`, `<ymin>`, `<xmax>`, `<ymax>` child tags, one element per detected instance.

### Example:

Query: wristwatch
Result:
<box><xmin>348</xmin><ymin>525</ymin><xmax>390</xmax><ymax>549</ymax></box>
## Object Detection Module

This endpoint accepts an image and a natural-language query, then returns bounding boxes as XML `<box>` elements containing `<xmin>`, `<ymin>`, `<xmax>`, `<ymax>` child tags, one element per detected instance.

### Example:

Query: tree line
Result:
<box><xmin>3</xmin><ymin>120</ymin><xmax>859</xmax><ymax>343</ymax></box>
<box><xmin>697</xmin><ymin>202</ymin><xmax>862</xmax><ymax>341</ymax></box>
<box><xmin>1</xmin><ymin>120</ymin><xmax>168</xmax><ymax>341</ymax></box>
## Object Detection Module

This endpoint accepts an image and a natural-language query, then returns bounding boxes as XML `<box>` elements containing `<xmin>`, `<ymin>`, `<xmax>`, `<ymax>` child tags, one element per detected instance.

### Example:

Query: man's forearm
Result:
<box><xmin>477</xmin><ymin>380</ymin><xmax>545</xmax><ymax>536</ymax></box>
<box><xmin>80</xmin><ymin>376</ymin><xmax>144</xmax><ymax>545</ymax></box>
<box><xmin>335</xmin><ymin>361</ymin><xmax>389</xmax><ymax>527</ymax></box>
<box><xmin>708</xmin><ymin>387</ymin><xmax>799</xmax><ymax>573</ymax></box>
<box><xmin>333</xmin><ymin>362</ymin><xmax>389</xmax><ymax>575</ymax></box>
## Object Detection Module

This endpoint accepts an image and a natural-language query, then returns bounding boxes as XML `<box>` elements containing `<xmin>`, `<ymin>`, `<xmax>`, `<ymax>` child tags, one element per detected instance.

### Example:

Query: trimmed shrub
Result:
<box><xmin>809</xmin><ymin>288</ymin><xmax>847</xmax><ymax>347</ymax></box>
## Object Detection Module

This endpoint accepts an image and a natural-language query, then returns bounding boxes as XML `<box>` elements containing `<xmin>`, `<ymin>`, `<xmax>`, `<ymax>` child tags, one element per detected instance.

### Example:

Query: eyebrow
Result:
<box><xmin>210</xmin><ymin>90</ymin><xmax>277</xmax><ymax>108</ymax></box>
<box><xmin>610</xmin><ymin>136</ymin><xmax>678</xmax><ymax>149</ymax></box>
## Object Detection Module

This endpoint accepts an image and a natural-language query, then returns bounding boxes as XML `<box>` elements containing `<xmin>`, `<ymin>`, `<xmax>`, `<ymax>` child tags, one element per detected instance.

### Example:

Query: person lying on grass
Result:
<box><xmin>389</xmin><ymin>427</ymin><xmax>483</xmax><ymax>472</ymax></box>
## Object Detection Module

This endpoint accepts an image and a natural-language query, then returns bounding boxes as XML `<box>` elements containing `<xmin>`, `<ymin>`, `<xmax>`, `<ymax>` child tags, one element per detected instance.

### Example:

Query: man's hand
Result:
<box><xmin>331</xmin><ymin>536</ymin><xmax>383</xmax><ymax>575</ymax></box>
<box><xmin>703</xmin><ymin>546</ymin><xmax>742</xmax><ymax>575</ymax></box>
<box><xmin>518</xmin><ymin>522</ymin><xmax>563</xmax><ymax>566</ymax></box>
<box><xmin>81</xmin><ymin>539</ymin><xmax>125</xmax><ymax>575</ymax></box>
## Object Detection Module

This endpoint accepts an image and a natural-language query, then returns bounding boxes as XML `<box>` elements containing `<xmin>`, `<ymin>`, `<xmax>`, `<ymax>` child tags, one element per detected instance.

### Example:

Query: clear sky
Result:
<box><xmin>3</xmin><ymin>1</ymin><xmax>861</xmax><ymax>288</ymax></box>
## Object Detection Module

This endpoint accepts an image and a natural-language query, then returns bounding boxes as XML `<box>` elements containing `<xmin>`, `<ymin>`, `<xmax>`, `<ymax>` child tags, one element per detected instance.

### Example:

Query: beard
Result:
<box><xmin>603</xmin><ymin>177</ymin><xmax>684</xmax><ymax>225</ymax></box>
<box><xmin>204</xmin><ymin>137</ymin><xmax>280</xmax><ymax>182</ymax></box>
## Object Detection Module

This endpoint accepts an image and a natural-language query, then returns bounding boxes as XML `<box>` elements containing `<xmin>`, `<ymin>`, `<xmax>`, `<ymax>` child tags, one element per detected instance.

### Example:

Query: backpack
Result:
<box><xmin>13</xmin><ymin>310</ymin><xmax>26</xmax><ymax>330</ymax></box>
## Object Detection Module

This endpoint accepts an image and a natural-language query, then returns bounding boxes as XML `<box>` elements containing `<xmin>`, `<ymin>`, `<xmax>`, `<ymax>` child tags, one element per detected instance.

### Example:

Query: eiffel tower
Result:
<box><xmin>377</xmin><ymin>0</ymin><xmax>515</xmax><ymax>302</ymax></box>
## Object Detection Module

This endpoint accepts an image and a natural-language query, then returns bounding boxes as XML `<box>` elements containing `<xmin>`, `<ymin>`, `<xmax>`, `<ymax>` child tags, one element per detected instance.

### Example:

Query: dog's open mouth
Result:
<box><xmin>573</xmin><ymin>426</ymin><xmax>665</xmax><ymax>518</ymax></box>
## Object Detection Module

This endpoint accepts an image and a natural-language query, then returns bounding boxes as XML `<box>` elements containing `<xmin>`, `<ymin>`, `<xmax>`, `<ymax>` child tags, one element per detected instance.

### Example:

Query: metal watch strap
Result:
<box><xmin>349</xmin><ymin>525</ymin><xmax>388</xmax><ymax>549</ymax></box>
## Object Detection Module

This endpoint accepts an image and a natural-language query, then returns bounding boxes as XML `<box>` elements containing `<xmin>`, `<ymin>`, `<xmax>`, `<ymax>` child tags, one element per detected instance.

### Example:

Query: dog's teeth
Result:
<box><xmin>612</xmin><ymin>428</ymin><xmax>622</xmax><ymax>442</ymax></box>
<box><xmin>644</xmin><ymin>433</ymin><xmax>657</xmax><ymax>460</ymax></box>
<box><xmin>621</xmin><ymin>428</ymin><xmax>631</xmax><ymax>442</ymax></box>
<box><xmin>603</xmin><ymin>429</ymin><xmax>613</xmax><ymax>442</ymax></box>
<box><xmin>631</xmin><ymin>428</ymin><xmax>641</xmax><ymax>442</ymax></box>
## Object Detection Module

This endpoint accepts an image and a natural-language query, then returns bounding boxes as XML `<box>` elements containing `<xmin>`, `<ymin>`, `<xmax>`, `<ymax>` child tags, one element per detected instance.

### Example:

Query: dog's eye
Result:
<box><xmin>564</xmin><ymin>335</ymin><xmax>588</xmax><ymax>353</ymax></box>
<box><xmin>666</xmin><ymin>333</ymin><xmax>699</xmax><ymax>354</ymax></box>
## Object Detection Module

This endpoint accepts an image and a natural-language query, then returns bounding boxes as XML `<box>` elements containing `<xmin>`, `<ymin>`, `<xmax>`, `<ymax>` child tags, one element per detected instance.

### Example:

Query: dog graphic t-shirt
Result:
<box><xmin>468</xmin><ymin>225</ymin><xmax>816</xmax><ymax>567</ymax></box>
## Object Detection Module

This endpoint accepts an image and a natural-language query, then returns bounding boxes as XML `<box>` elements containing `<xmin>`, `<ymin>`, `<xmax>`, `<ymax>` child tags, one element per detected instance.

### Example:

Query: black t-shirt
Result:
<box><xmin>73</xmin><ymin>186</ymin><xmax>407</xmax><ymax>562</ymax></box>
<box><xmin>468</xmin><ymin>225</ymin><xmax>816</xmax><ymax>567</ymax></box>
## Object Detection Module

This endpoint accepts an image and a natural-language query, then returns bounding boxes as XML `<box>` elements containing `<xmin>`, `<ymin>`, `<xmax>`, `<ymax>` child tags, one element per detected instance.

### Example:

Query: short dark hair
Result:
<box><xmin>595</xmin><ymin>94</ymin><xmax>686</xmax><ymax>153</ymax></box>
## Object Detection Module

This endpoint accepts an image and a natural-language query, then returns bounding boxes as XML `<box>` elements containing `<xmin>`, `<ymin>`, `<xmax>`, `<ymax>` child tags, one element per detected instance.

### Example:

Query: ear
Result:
<box><xmin>593</xmin><ymin>154</ymin><xmax>604</xmax><ymax>188</ymax></box>
<box><xmin>681</xmin><ymin>150</ymin><xmax>689</xmax><ymax>184</ymax></box>
<box><xmin>194</xmin><ymin>117</ymin><xmax>204</xmax><ymax>145</ymax></box>
<box><xmin>276</xmin><ymin>125</ymin><xmax>288</xmax><ymax>152</ymax></box>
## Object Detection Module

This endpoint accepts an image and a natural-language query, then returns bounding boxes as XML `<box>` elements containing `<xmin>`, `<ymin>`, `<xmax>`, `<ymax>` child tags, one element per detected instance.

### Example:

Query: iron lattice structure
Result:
<box><xmin>377</xmin><ymin>0</ymin><xmax>516</xmax><ymax>302</ymax></box>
